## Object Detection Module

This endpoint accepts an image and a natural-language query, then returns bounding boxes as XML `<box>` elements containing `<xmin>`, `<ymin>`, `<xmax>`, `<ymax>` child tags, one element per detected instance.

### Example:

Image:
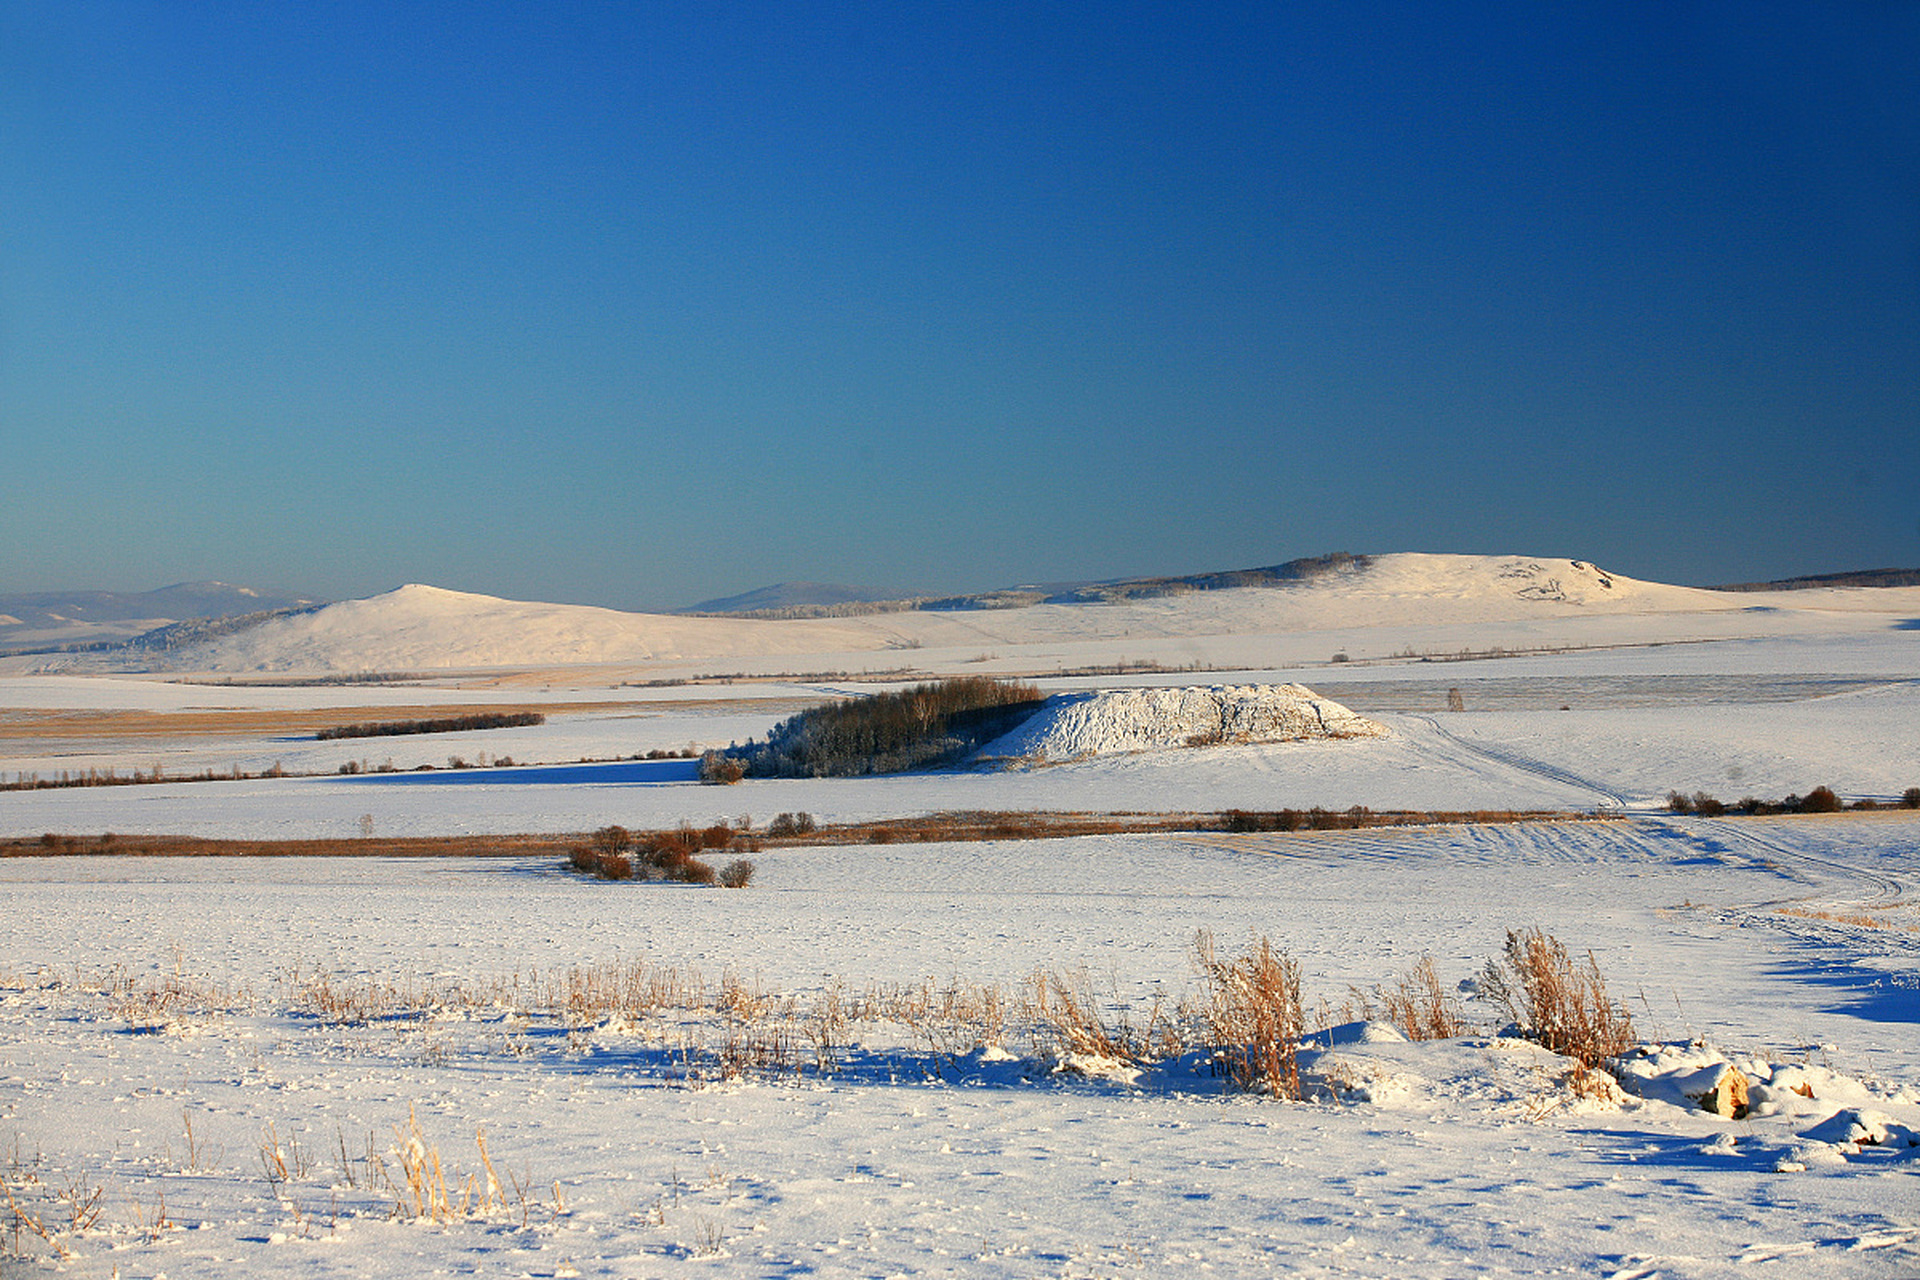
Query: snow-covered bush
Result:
<box><xmin>698</xmin><ymin>750</ymin><xmax>746</xmax><ymax>784</ymax></box>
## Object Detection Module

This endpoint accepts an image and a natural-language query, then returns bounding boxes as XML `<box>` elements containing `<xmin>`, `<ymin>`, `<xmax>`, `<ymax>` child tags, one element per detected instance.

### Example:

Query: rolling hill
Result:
<box><xmin>6</xmin><ymin>555</ymin><xmax>1916</xmax><ymax>676</ymax></box>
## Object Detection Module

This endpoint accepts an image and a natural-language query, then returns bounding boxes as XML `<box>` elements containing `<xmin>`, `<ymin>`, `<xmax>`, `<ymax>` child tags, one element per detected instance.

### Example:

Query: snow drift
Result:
<box><xmin>979</xmin><ymin>683</ymin><xmax>1388</xmax><ymax>761</ymax></box>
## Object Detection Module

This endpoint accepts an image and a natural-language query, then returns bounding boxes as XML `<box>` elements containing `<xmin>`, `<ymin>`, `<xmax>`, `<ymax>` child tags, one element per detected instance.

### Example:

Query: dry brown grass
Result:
<box><xmin>99</xmin><ymin>933</ymin><xmax>1633</xmax><ymax>1106</ymax></box>
<box><xmin>1346</xmin><ymin>954</ymin><xmax>1464</xmax><ymax>1041</ymax></box>
<box><xmin>1776</xmin><ymin>905</ymin><xmax>1918</xmax><ymax>931</ymax></box>
<box><xmin>363</xmin><ymin>1108</ymin><xmax>541</xmax><ymax>1224</ymax></box>
<box><xmin>1025</xmin><ymin>970</ymin><xmax>1136</xmax><ymax>1063</ymax></box>
<box><xmin>1194</xmin><ymin>931</ymin><xmax>1304</xmax><ymax>1098</ymax></box>
<box><xmin>108</xmin><ymin>962</ymin><xmax>254</xmax><ymax>1031</ymax></box>
<box><xmin>288</xmin><ymin>966</ymin><xmax>437</xmax><ymax>1025</ymax></box>
<box><xmin>1480</xmin><ymin>929</ymin><xmax>1634</xmax><ymax>1070</ymax></box>
<box><xmin>0</xmin><ymin>700</ymin><xmax>639</xmax><ymax>742</ymax></box>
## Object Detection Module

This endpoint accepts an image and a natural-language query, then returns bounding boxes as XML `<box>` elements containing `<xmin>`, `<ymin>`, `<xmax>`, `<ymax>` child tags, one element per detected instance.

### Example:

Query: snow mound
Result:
<box><xmin>980</xmin><ymin>684</ymin><xmax>1388</xmax><ymax>761</ymax></box>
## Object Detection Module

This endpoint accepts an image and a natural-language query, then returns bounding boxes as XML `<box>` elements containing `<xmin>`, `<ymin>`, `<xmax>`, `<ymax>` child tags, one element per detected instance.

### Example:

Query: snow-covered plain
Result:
<box><xmin>3</xmin><ymin>555</ymin><xmax>1918</xmax><ymax>1277</ymax></box>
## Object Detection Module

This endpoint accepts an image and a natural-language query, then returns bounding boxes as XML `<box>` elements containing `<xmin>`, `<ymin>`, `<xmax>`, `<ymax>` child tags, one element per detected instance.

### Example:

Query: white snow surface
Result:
<box><xmin>4</xmin><ymin>820</ymin><xmax>1920</xmax><ymax>1279</ymax></box>
<box><xmin>980</xmin><ymin>683</ymin><xmax>1388</xmax><ymax>760</ymax></box>
<box><xmin>4</xmin><ymin>553</ymin><xmax>1920</xmax><ymax>1278</ymax></box>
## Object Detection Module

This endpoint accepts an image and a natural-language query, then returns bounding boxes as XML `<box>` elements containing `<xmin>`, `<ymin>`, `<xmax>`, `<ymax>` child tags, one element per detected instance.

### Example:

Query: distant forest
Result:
<box><xmin>681</xmin><ymin>553</ymin><xmax>1374</xmax><ymax>619</ymax></box>
<box><xmin>1713</xmin><ymin>568</ymin><xmax>1920</xmax><ymax>591</ymax></box>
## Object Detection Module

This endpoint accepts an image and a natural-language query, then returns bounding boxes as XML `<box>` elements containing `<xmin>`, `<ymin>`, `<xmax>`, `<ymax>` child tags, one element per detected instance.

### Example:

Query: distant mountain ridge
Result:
<box><xmin>0</xmin><ymin>582</ymin><xmax>321</xmax><ymax>653</ymax></box>
<box><xmin>679</xmin><ymin>553</ymin><xmax>1376</xmax><ymax>618</ymax></box>
<box><xmin>679</xmin><ymin>582</ymin><xmax>913</xmax><ymax>616</ymax></box>
<box><xmin>1712</xmin><ymin>568</ymin><xmax>1920</xmax><ymax>591</ymax></box>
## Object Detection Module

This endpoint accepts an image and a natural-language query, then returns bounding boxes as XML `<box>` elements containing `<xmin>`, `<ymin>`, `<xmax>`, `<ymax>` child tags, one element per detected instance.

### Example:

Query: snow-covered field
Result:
<box><xmin>3</xmin><ymin>555</ymin><xmax>1917</xmax><ymax>1276</ymax></box>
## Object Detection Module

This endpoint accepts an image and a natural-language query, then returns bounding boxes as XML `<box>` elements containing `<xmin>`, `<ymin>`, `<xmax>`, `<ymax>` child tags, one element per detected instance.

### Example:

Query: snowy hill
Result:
<box><xmin>9</xmin><ymin>555</ymin><xmax>1917</xmax><ymax>675</ymax></box>
<box><xmin>148</xmin><ymin>584</ymin><xmax>897</xmax><ymax>672</ymax></box>
<box><xmin>980</xmin><ymin>684</ymin><xmax>1388</xmax><ymax>761</ymax></box>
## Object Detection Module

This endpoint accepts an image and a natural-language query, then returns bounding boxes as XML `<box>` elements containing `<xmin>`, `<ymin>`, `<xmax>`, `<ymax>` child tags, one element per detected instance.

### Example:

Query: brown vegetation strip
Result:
<box><xmin>0</xmin><ymin>697</ymin><xmax>819</xmax><ymax>741</ymax></box>
<box><xmin>4</xmin><ymin>808</ymin><xmax>1598</xmax><ymax>858</ymax></box>
<box><xmin>2</xmin><ymin>832</ymin><xmax>582</xmax><ymax>858</ymax></box>
<box><xmin>316</xmin><ymin>711</ymin><xmax>547</xmax><ymax>740</ymax></box>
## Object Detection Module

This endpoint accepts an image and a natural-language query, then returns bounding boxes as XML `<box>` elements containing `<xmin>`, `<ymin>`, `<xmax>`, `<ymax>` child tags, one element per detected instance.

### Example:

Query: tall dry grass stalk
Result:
<box><xmin>1194</xmin><ymin>931</ymin><xmax>1303</xmax><ymax>1098</ymax></box>
<box><xmin>1480</xmin><ymin>928</ymin><xmax>1634</xmax><ymax>1069</ymax></box>
<box><xmin>1377</xmin><ymin>955</ymin><xmax>1464</xmax><ymax>1041</ymax></box>
<box><xmin>107</xmin><ymin>960</ymin><xmax>253</xmax><ymax>1031</ymax></box>
<box><xmin>375</xmin><ymin>1107</ymin><xmax>521</xmax><ymax>1223</ymax></box>
<box><xmin>1025</xmin><ymin>970</ymin><xmax>1133</xmax><ymax>1062</ymax></box>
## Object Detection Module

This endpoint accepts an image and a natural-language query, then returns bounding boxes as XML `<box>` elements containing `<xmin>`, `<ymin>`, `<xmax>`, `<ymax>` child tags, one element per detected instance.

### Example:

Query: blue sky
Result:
<box><xmin>3</xmin><ymin>1</ymin><xmax>1915</xmax><ymax>610</ymax></box>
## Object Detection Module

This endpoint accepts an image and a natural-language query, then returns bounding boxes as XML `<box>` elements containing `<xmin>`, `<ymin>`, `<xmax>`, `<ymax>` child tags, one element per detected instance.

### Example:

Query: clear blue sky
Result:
<box><xmin>3</xmin><ymin>1</ymin><xmax>1915</xmax><ymax>610</ymax></box>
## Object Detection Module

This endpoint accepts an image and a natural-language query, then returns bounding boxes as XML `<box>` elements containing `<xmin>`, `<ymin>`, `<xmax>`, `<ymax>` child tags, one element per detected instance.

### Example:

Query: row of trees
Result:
<box><xmin>701</xmin><ymin>677</ymin><xmax>1047</xmax><ymax>779</ymax></box>
<box><xmin>317</xmin><ymin>712</ymin><xmax>545</xmax><ymax>741</ymax></box>
<box><xmin>1668</xmin><ymin>785</ymin><xmax>1920</xmax><ymax>815</ymax></box>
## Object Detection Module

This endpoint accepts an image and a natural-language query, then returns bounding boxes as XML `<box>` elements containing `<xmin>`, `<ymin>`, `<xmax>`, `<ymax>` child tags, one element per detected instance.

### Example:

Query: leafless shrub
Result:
<box><xmin>1801</xmin><ymin>785</ymin><xmax>1843</xmax><ymax>814</ymax></box>
<box><xmin>766</xmin><ymin>812</ymin><xmax>816</xmax><ymax>836</ymax></box>
<box><xmin>1479</xmin><ymin>928</ymin><xmax>1633</xmax><ymax>1070</ymax></box>
<box><xmin>718</xmin><ymin>859</ymin><xmax>755</xmax><ymax>889</ymax></box>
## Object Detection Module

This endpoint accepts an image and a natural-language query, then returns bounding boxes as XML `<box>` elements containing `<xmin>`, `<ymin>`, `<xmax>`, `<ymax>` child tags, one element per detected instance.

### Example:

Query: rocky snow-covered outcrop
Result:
<box><xmin>979</xmin><ymin>684</ymin><xmax>1388</xmax><ymax>761</ymax></box>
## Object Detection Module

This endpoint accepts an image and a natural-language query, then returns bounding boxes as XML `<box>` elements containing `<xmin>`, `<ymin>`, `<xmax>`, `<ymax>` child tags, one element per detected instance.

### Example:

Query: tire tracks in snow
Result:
<box><xmin>1402</xmin><ymin>714</ymin><xmax>1630</xmax><ymax>811</ymax></box>
<box><xmin>1659</xmin><ymin>816</ymin><xmax>1908</xmax><ymax>909</ymax></box>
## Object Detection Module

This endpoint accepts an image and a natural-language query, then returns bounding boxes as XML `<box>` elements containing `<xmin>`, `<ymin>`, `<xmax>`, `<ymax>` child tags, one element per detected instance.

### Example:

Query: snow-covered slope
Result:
<box><xmin>981</xmin><ymin>684</ymin><xmax>1388</xmax><ymax>760</ymax></box>
<box><xmin>14</xmin><ymin>555</ymin><xmax>1918</xmax><ymax>674</ymax></box>
<box><xmin>161</xmin><ymin>584</ymin><xmax>900</xmax><ymax>671</ymax></box>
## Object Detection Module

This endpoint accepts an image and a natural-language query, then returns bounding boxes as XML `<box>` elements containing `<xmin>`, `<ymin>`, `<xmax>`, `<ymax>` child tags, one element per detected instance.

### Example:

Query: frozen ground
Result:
<box><xmin>2</xmin><ymin>819</ymin><xmax>1918</xmax><ymax>1279</ymax></box>
<box><xmin>2</xmin><ymin>566</ymin><xmax>1917</xmax><ymax>1276</ymax></box>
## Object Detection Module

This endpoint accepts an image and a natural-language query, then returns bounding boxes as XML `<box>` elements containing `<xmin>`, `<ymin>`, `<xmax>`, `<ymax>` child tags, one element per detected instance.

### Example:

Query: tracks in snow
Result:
<box><xmin>1403</xmin><ymin>714</ymin><xmax>1631</xmax><ymax>810</ymax></box>
<box><xmin>1664</xmin><ymin>816</ymin><xmax>1909</xmax><ymax>909</ymax></box>
<box><xmin>1184</xmin><ymin>815</ymin><xmax>1910</xmax><ymax>914</ymax></box>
